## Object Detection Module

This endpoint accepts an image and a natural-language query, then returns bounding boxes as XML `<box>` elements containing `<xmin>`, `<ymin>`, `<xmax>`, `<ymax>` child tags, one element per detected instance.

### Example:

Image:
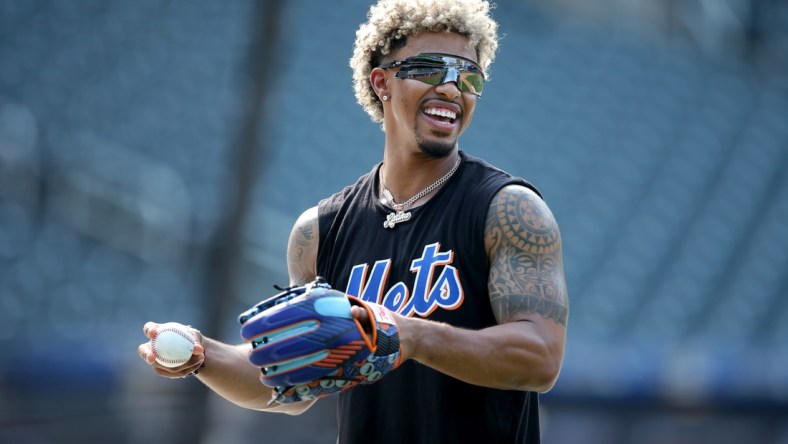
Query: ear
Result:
<box><xmin>370</xmin><ymin>68</ymin><xmax>389</xmax><ymax>101</ymax></box>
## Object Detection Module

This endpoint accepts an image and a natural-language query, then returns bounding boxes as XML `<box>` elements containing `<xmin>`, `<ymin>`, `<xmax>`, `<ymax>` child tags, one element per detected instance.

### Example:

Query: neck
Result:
<box><xmin>379</xmin><ymin>148</ymin><xmax>460</xmax><ymax>207</ymax></box>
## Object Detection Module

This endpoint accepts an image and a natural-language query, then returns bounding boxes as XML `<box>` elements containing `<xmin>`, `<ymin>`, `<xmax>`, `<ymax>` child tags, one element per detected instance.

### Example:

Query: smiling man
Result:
<box><xmin>138</xmin><ymin>1</ymin><xmax>568</xmax><ymax>443</ymax></box>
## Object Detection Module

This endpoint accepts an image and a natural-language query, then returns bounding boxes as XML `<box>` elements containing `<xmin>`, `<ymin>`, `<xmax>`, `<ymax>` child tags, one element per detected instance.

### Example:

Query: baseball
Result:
<box><xmin>152</xmin><ymin>323</ymin><xmax>195</xmax><ymax>368</ymax></box>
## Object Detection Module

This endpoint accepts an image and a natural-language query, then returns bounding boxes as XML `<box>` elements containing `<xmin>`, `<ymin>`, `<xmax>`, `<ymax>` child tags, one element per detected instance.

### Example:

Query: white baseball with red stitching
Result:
<box><xmin>152</xmin><ymin>323</ymin><xmax>195</xmax><ymax>368</ymax></box>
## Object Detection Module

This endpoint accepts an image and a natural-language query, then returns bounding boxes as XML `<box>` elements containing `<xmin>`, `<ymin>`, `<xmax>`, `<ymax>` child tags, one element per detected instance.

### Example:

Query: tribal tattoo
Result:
<box><xmin>485</xmin><ymin>186</ymin><xmax>569</xmax><ymax>325</ymax></box>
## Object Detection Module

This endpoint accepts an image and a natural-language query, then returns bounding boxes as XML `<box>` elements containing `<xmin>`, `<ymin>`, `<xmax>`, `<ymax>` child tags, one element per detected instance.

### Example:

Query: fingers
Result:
<box><xmin>351</xmin><ymin>305</ymin><xmax>369</xmax><ymax>322</ymax></box>
<box><xmin>143</xmin><ymin>321</ymin><xmax>159</xmax><ymax>339</ymax></box>
<box><xmin>139</xmin><ymin>321</ymin><xmax>206</xmax><ymax>379</ymax></box>
<box><xmin>138</xmin><ymin>341</ymin><xmax>157</xmax><ymax>365</ymax></box>
<box><xmin>351</xmin><ymin>306</ymin><xmax>373</xmax><ymax>335</ymax></box>
<box><xmin>190</xmin><ymin>327</ymin><xmax>205</xmax><ymax>354</ymax></box>
<box><xmin>151</xmin><ymin>355</ymin><xmax>206</xmax><ymax>379</ymax></box>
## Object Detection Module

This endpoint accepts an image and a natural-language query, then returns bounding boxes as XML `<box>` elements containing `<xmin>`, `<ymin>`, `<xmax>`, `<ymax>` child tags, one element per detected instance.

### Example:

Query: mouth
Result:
<box><xmin>422</xmin><ymin>105</ymin><xmax>460</xmax><ymax>128</ymax></box>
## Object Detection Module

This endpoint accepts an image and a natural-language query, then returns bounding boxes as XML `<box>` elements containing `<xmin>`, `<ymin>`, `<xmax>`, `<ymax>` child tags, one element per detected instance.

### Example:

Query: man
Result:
<box><xmin>138</xmin><ymin>0</ymin><xmax>568</xmax><ymax>442</ymax></box>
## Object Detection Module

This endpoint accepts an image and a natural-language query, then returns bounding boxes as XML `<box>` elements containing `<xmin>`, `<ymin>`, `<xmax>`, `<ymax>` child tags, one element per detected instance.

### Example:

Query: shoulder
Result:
<box><xmin>320</xmin><ymin>166</ymin><xmax>379</xmax><ymax>207</ymax></box>
<box><xmin>318</xmin><ymin>168</ymin><xmax>378</xmax><ymax>227</ymax></box>
<box><xmin>287</xmin><ymin>206</ymin><xmax>319</xmax><ymax>286</ymax></box>
<box><xmin>484</xmin><ymin>184</ymin><xmax>560</xmax><ymax>258</ymax></box>
<box><xmin>458</xmin><ymin>151</ymin><xmax>543</xmax><ymax>201</ymax></box>
<box><xmin>293</xmin><ymin>206</ymin><xmax>319</xmax><ymax>232</ymax></box>
<box><xmin>484</xmin><ymin>185</ymin><xmax>568</xmax><ymax>326</ymax></box>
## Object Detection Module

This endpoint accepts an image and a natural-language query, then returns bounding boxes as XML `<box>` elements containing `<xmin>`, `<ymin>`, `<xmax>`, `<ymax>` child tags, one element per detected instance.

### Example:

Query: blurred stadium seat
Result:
<box><xmin>0</xmin><ymin>1</ymin><xmax>786</xmax><ymax>443</ymax></box>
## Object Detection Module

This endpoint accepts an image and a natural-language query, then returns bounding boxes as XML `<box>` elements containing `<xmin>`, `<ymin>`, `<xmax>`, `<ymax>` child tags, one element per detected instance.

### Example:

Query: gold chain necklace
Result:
<box><xmin>380</xmin><ymin>155</ymin><xmax>461</xmax><ymax>229</ymax></box>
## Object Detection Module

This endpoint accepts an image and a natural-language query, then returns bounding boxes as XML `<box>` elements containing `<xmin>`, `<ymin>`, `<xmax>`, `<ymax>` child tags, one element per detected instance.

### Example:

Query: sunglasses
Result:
<box><xmin>378</xmin><ymin>53</ymin><xmax>485</xmax><ymax>97</ymax></box>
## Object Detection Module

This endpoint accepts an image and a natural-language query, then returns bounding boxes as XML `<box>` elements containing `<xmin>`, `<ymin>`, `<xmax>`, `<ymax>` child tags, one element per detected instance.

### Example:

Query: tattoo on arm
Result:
<box><xmin>287</xmin><ymin>211</ymin><xmax>318</xmax><ymax>286</ymax></box>
<box><xmin>485</xmin><ymin>187</ymin><xmax>569</xmax><ymax>325</ymax></box>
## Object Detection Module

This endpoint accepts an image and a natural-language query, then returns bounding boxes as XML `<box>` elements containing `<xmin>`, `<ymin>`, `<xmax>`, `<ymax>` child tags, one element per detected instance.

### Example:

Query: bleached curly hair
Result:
<box><xmin>350</xmin><ymin>0</ymin><xmax>499</xmax><ymax>123</ymax></box>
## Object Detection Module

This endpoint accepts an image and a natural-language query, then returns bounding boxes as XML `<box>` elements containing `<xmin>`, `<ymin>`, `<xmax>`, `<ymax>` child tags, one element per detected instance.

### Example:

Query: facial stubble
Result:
<box><xmin>415</xmin><ymin>128</ymin><xmax>457</xmax><ymax>159</ymax></box>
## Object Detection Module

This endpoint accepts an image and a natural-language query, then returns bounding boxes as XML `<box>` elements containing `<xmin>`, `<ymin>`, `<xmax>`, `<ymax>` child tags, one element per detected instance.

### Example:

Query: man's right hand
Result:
<box><xmin>138</xmin><ymin>321</ymin><xmax>206</xmax><ymax>378</ymax></box>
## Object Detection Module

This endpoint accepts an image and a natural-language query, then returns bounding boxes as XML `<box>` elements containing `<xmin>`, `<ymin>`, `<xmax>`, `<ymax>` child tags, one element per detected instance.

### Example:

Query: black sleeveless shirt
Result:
<box><xmin>317</xmin><ymin>151</ymin><xmax>542</xmax><ymax>444</ymax></box>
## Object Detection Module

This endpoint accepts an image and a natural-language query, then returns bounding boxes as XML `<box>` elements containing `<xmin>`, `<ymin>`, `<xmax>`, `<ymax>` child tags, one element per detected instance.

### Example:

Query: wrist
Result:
<box><xmin>187</xmin><ymin>326</ymin><xmax>206</xmax><ymax>376</ymax></box>
<box><xmin>395</xmin><ymin>314</ymin><xmax>422</xmax><ymax>363</ymax></box>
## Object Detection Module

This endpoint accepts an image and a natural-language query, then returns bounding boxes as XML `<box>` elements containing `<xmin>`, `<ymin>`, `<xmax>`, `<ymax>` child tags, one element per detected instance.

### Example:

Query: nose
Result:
<box><xmin>434</xmin><ymin>67</ymin><xmax>461</xmax><ymax>99</ymax></box>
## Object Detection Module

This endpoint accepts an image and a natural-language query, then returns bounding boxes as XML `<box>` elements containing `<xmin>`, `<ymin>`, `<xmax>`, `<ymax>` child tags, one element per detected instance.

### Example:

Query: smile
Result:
<box><xmin>423</xmin><ymin>106</ymin><xmax>458</xmax><ymax>125</ymax></box>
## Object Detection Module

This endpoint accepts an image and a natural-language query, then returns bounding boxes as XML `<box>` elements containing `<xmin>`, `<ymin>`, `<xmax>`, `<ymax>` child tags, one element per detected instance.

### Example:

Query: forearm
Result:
<box><xmin>398</xmin><ymin>316</ymin><xmax>564</xmax><ymax>392</ymax></box>
<box><xmin>195</xmin><ymin>337</ymin><xmax>316</xmax><ymax>414</ymax></box>
<box><xmin>193</xmin><ymin>208</ymin><xmax>319</xmax><ymax>414</ymax></box>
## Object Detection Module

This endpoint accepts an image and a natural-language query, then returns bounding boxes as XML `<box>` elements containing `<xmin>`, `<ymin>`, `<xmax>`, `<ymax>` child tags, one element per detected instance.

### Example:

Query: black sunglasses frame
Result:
<box><xmin>378</xmin><ymin>53</ymin><xmax>486</xmax><ymax>96</ymax></box>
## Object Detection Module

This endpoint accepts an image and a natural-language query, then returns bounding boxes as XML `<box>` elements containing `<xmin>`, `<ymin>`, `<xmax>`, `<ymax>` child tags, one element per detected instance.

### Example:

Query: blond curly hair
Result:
<box><xmin>350</xmin><ymin>0</ymin><xmax>499</xmax><ymax>123</ymax></box>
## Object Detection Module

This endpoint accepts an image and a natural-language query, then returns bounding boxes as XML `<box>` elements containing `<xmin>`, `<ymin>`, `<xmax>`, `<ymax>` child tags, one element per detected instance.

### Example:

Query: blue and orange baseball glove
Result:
<box><xmin>238</xmin><ymin>278</ymin><xmax>402</xmax><ymax>405</ymax></box>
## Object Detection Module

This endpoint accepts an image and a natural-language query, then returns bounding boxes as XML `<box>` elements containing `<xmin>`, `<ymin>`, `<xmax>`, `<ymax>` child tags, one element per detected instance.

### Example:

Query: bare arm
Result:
<box><xmin>137</xmin><ymin>322</ymin><xmax>313</xmax><ymax>414</ymax></box>
<box><xmin>392</xmin><ymin>185</ymin><xmax>568</xmax><ymax>392</ymax></box>
<box><xmin>137</xmin><ymin>207</ymin><xmax>322</xmax><ymax>414</ymax></box>
<box><xmin>286</xmin><ymin>206</ymin><xmax>319</xmax><ymax>286</ymax></box>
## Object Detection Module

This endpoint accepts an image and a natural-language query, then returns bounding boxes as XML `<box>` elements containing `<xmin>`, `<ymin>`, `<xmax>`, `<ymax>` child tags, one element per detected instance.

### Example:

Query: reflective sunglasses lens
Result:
<box><xmin>395</xmin><ymin>54</ymin><xmax>485</xmax><ymax>96</ymax></box>
<box><xmin>399</xmin><ymin>66</ymin><xmax>445</xmax><ymax>85</ymax></box>
<box><xmin>459</xmin><ymin>72</ymin><xmax>484</xmax><ymax>95</ymax></box>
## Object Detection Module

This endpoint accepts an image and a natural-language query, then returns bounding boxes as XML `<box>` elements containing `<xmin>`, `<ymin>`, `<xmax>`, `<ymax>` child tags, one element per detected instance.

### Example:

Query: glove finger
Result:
<box><xmin>240</xmin><ymin>288</ymin><xmax>348</xmax><ymax>342</ymax></box>
<box><xmin>271</xmin><ymin>378</ymin><xmax>359</xmax><ymax>404</ymax></box>
<box><xmin>244</xmin><ymin>289</ymin><xmax>372</xmax><ymax>387</ymax></box>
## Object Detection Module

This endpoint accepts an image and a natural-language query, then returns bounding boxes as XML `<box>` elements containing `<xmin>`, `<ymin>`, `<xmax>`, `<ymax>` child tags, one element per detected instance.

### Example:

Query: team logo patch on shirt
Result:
<box><xmin>345</xmin><ymin>242</ymin><xmax>465</xmax><ymax>317</ymax></box>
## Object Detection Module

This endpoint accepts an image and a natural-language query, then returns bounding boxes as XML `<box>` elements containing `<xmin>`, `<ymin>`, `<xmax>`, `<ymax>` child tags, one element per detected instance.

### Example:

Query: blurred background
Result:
<box><xmin>1</xmin><ymin>0</ymin><xmax>787</xmax><ymax>443</ymax></box>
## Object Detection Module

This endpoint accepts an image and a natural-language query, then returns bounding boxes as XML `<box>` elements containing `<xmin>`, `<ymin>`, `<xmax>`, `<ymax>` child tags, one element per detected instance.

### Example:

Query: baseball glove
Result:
<box><xmin>238</xmin><ymin>278</ymin><xmax>402</xmax><ymax>405</ymax></box>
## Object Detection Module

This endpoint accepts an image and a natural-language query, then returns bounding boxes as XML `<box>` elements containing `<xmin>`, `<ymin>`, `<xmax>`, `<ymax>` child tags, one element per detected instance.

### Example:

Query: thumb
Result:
<box><xmin>351</xmin><ymin>305</ymin><xmax>372</xmax><ymax>334</ymax></box>
<box><xmin>351</xmin><ymin>305</ymin><xmax>368</xmax><ymax>322</ymax></box>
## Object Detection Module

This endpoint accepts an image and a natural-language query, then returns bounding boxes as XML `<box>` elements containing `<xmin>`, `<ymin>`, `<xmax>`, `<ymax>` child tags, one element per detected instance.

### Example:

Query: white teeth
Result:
<box><xmin>425</xmin><ymin>108</ymin><xmax>457</xmax><ymax>120</ymax></box>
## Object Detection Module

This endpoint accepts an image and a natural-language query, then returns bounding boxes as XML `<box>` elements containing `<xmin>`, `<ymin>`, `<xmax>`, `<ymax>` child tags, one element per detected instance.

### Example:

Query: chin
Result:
<box><xmin>416</xmin><ymin>138</ymin><xmax>456</xmax><ymax>159</ymax></box>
